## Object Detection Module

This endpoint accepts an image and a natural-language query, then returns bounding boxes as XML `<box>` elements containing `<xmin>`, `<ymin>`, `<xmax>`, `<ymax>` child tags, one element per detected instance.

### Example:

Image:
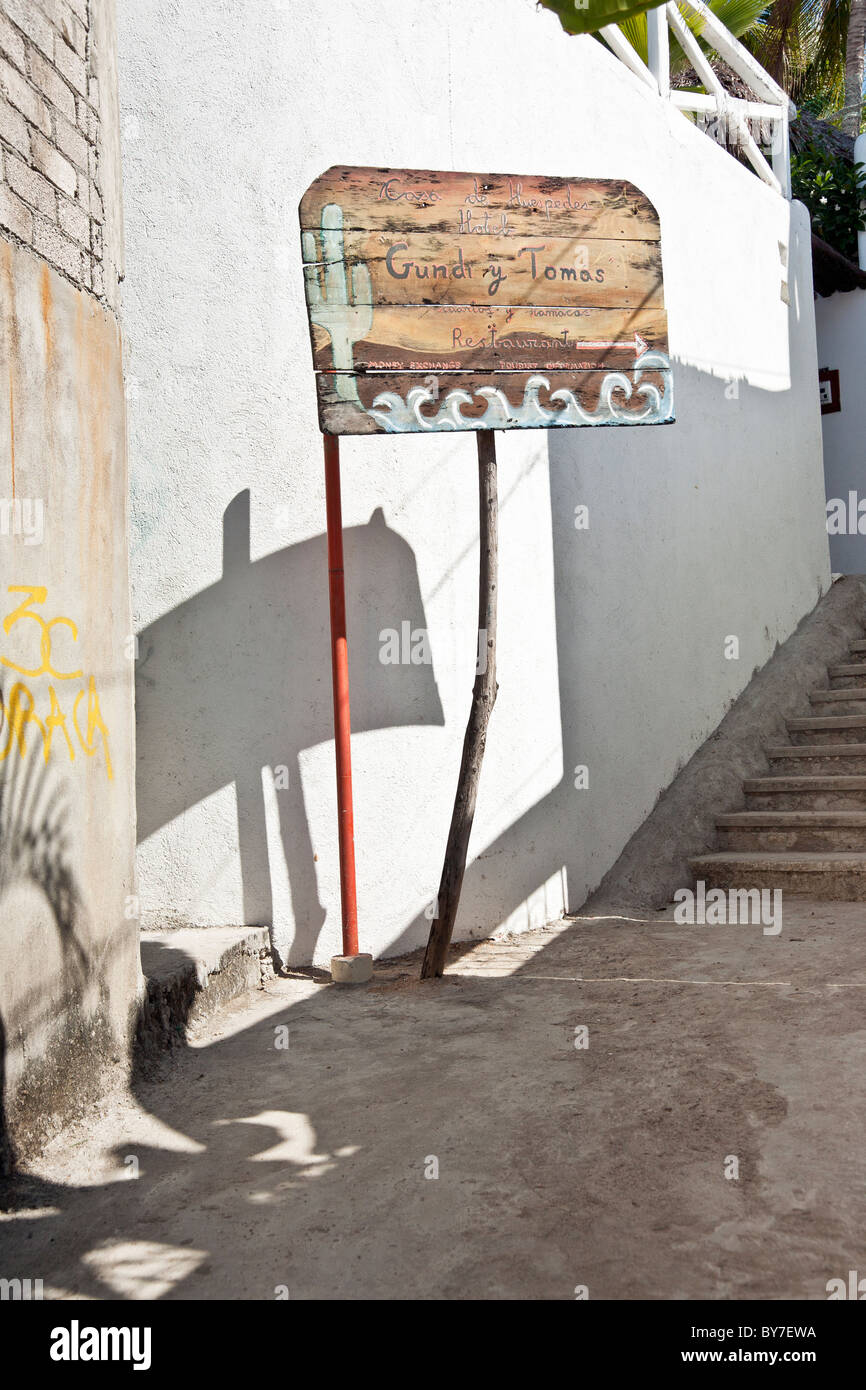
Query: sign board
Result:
<box><xmin>299</xmin><ymin>166</ymin><xmax>673</xmax><ymax>435</ymax></box>
<box><xmin>819</xmin><ymin>367</ymin><xmax>840</xmax><ymax>415</ymax></box>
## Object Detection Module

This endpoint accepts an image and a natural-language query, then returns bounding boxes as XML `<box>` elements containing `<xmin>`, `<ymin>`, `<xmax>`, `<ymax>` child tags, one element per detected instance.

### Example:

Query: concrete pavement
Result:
<box><xmin>2</xmin><ymin>902</ymin><xmax>865</xmax><ymax>1300</ymax></box>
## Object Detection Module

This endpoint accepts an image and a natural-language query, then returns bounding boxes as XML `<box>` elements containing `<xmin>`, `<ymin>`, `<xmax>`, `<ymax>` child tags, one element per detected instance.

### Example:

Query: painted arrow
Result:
<box><xmin>568</xmin><ymin>332</ymin><xmax>649</xmax><ymax>356</ymax></box>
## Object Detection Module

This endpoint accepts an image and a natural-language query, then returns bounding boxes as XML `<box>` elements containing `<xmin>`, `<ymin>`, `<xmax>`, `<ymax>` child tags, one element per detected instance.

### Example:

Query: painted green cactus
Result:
<box><xmin>302</xmin><ymin>203</ymin><xmax>373</xmax><ymax>403</ymax></box>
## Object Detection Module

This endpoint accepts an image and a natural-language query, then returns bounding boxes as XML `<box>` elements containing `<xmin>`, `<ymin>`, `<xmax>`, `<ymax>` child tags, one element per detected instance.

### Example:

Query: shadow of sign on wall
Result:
<box><xmin>134</xmin><ymin>492</ymin><xmax>444</xmax><ymax>967</ymax></box>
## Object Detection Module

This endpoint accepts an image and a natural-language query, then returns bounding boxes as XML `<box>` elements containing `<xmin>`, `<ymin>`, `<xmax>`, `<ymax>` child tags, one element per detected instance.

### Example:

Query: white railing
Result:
<box><xmin>602</xmin><ymin>0</ymin><xmax>795</xmax><ymax>198</ymax></box>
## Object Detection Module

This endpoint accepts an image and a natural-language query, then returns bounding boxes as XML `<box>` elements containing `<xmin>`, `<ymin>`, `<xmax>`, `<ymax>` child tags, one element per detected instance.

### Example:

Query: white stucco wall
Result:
<box><xmin>117</xmin><ymin>0</ymin><xmax>829</xmax><ymax>967</ymax></box>
<box><xmin>816</xmin><ymin>289</ymin><xmax>866</xmax><ymax>573</ymax></box>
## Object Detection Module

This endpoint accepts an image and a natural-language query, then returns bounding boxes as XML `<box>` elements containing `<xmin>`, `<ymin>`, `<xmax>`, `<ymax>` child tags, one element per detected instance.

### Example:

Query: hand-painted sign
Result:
<box><xmin>299</xmin><ymin>166</ymin><xmax>673</xmax><ymax>435</ymax></box>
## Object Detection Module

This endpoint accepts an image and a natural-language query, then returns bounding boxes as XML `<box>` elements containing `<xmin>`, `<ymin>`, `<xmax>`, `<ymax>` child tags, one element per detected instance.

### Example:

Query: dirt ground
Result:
<box><xmin>2</xmin><ymin>902</ymin><xmax>866</xmax><ymax>1300</ymax></box>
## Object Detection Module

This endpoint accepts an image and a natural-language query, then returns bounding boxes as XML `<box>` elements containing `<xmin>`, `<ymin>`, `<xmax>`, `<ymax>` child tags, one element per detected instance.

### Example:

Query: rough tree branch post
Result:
<box><xmin>298</xmin><ymin>165</ymin><xmax>674</xmax><ymax>982</ymax></box>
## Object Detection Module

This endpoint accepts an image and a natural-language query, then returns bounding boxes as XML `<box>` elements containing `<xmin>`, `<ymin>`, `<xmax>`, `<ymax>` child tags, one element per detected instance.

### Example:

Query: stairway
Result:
<box><xmin>691</xmin><ymin>637</ymin><xmax>866</xmax><ymax>899</ymax></box>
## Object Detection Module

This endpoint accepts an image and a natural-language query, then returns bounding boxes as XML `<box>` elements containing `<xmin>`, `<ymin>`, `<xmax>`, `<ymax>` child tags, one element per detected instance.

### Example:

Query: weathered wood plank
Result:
<box><xmin>316</xmin><ymin>367</ymin><xmax>674</xmax><ymax>435</ymax></box>
<box><xmin>300</xmin><ymin>164</ymin><xmax>673</xmax><ymax>435</ymax></box>
<box><xmin>300</xmin><ymin>166</ymin><xmax>662</xmax><ymax>241</ymax></box>
<box><xmin>311</xmin><ymin>305</ymin><xmax>668</xmax><ymax>373</ymax></box>
<box><xmin>302</xmin><ymin>231</ymin><xmax>663</xmax><ymax>309</ymax></box>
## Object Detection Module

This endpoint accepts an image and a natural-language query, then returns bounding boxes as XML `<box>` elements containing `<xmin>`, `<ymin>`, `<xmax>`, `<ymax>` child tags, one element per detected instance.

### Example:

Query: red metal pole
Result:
<box><xmin>323</xmin><ymin>433</ymin><xmax>359</xmax><ymax>957</ymax></box>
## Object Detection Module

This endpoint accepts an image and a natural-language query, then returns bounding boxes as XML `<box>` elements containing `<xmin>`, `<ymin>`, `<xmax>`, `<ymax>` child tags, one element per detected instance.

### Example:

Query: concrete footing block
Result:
<box><xmin>330</xmin><ymin>953</ymin><xmax>374</xmax><ymax>984</ymax></box>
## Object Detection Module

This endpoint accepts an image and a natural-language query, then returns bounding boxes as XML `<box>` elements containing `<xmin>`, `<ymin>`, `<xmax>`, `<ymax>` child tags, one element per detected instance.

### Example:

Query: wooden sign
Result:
<box><xmin>299</xmin><ymin>166</ymin><xmax>674</xmax><ymax>436</ymax></box>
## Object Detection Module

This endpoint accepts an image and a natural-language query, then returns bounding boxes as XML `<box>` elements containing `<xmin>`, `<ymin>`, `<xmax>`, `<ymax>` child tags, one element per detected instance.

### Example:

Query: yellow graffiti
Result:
<box><xmin>1</xmin><ymin>585</ymin><xmax>83</xmax><ymax>679</ymax></box>
<box><xmin>0</xmin><ymin>586</ymin><xmax>112</xmax><ymax>781</ymax></box>
<box><xmin>74</xmin><ymin>677</ymin><xmax>113</xmax><ymax>781</ymax></box>
<box><xmin>0</xmin><ymin>682</ymin><xmax>46</xmax><ymax>757</ymax></box>
<box><xmin>44</xmin><ymin>684</ymin><xmax>76</xmax><ymax>763</ymax></box>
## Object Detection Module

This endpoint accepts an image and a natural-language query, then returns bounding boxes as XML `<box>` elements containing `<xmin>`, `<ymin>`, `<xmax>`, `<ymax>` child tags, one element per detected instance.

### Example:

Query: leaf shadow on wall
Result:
<box><xmin>0</xmin><ymin>697</ymin><xmax>86</xmax><ymax>1175</ymax></box>
<box><xmin>135</xmin><ymin>490</ymin><xmax>444</xmax><ymax>968</ymax></box>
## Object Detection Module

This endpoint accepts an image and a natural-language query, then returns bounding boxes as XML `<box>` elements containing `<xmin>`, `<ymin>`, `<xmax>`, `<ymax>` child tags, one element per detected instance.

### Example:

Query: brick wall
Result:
<box><xmin>0</xmin><ymin>0</ymin><xmax>108</xmax><ymax>299</ymax></box>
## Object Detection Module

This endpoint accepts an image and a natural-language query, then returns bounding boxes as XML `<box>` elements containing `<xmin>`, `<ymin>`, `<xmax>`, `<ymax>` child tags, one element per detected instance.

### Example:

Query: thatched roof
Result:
<box><xmin>811</xmin><ymin>234</ymin><xmax>866</xmax><ymax>298</ymax></box>
<box><xmin>678</xmin><ymin>59</ymin><xmax>855</xmax><ymax>164</ymax></box>
<box><xmin>677</xmin><ymin>60</ymin><xmax>753</xmax><ymax>101</ymax></box>
<box><xmin>790</xmin><ymin>109</ymin><xmax>855</xmax><ymax>161</ymax></box>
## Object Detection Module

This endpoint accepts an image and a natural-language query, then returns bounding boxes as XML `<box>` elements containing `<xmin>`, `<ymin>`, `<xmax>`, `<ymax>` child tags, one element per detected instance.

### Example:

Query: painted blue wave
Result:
<box><xmin>366</xmin><ymin>351</ymin><xmax>674</xmax><ymax>432</ymax></box>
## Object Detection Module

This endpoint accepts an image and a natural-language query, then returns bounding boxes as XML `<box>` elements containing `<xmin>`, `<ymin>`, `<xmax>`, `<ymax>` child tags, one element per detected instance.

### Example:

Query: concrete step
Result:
<box><xmin>828</xmin><ymin>663</ymin><xmax>866</xmax><ymax>688</ymax></box>
<box><xmin>810</xmin><ymin>688</ymin><xmax>866</xmax><ymax>715</ymax></box>
<box><xmin>136</xmin><ymin>927</ymin><xmax>274</xmax><ymax>1064</ymax></box>
<box><xmin>689</xmin><ymin>851</ymin><xmax>866</xmax><ymax>898</ymax></box>
<box><xmin>745</xmin><ymin>775</ymin><xmax>866</xmax><ymax>809</ymax></box>
<box><xmin>766</xmin><ymin>744</ymin><xmax>866</xmax><ymax>775</ymax></box>
<box><xmin>716</xmin><ymin>811</ymin><xmax>866</xmax><ymax>852</ymax></box>
<box><xmin>787</xmin><ymin>715</ymin><xmax>866</xmax><ymax>745</ymax></box>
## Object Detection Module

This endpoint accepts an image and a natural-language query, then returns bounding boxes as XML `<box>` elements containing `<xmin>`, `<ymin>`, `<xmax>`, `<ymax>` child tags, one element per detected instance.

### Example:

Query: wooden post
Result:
<box><xmin>421</xmin><ymin>429</ymin><xmax>498</xmax><ymax>979</ymax></box>
<box><xmin>323</xmin><ymin>433</ymin><xmax>360</xmax><ymax>957</ymax></box>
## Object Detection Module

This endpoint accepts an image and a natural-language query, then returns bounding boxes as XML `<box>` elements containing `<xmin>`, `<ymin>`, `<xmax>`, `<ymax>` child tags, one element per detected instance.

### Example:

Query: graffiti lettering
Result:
<box><xmin>1</xmin><ymin>585</ymin><xmax>83</xmax><ymax>679</ymax></box>
<box><xmin>0</xmin><ymin>587</ymin><xmax>112</xmax><ymax>781</ymax></box>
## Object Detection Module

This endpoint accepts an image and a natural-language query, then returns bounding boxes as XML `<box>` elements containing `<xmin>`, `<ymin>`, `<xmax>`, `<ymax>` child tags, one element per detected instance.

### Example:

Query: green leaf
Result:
<box><xmin>791</xmin><ymin>140</ymin><xmax>866</xmax><ymax>260</ymax></box>
<box><xmin>618</xmin><ymin>0</ymin><xmax>767</xmax><ymax>70</ymax></box>
<box><xmin>540</xmin><ymin>0</ymin><xmax>768</xmax><ymax>79</ymax></box>
<box><xmin>538</xmin><ymin>1</ymin><xmax>671</xmax><ymax>37</ymax></box>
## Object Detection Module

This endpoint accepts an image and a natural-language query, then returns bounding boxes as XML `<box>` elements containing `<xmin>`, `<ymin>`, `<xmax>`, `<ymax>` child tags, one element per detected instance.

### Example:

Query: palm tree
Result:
<box><xmin>842</xmin><ymin>0</ymin><xmax>866</xmax><ymax>134</ymax></box>
<box><xmin>748</xmin><ymin>3</ymin><xmax>861</xmax><ymax>131</ymax></box>
<box><xmin>619</xmin><ymin>1</ymin><xmax>768</xmax><ymax>71</ymax></box>
<box><xmin>539</xmin><ymin>1</ymin><xmax>866</xmax><ymax>134</ymax></box>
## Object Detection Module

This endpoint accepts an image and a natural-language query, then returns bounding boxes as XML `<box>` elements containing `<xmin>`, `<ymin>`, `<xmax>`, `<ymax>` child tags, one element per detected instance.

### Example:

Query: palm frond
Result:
<box><xmin>619</xmin><ymin>0</ymin><xmax>768</xmax><ymax>77</ymax></box>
